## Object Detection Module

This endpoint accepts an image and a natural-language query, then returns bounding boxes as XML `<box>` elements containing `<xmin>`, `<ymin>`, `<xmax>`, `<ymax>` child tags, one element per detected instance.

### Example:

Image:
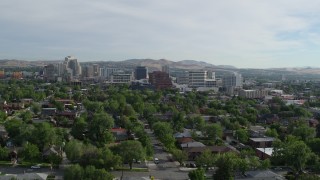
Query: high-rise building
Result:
<box><xmin>82</xmin><ymin>65</ymin><xmax>94</xmax><ymax>78</ymax></box>
<box><xmin>222</xmin><ymin>72</ymin><xmax>242</xmax><ymax>88</ymax></box>
<box><xmin>148</xmin><ymin>71</ymin><xmax>172</xmax><ymax>90</ymax></box>
<box><xmin>188</xmin><ymin>71</ymin><xmax>207</xmax><ymax>88</ymax></box>
<box><xmin>162</xmin><ymin>65</ymin><xmax>170</xmax><ymax>74</ymax></box>
<box><xmin>63</xmin><ymin>56</ymin><xmax>82</xmax><ymax>78</ymax></box>
<box><xmin>176</xmin><ymin>71</ymin><xmax>189</xmax><ymax>85</ymax></box>
<box><xmin>135</xmin><ymin>66</ymin><xmax>148</xmax><ymax>80</ymax></box>
<box><xmin>43</xmin><ymin>64</ymin><xmax>56</xmax><ymax>82</ymax></box>
<box><xmin>92</xmin><ymin>64</ymin><xmax>100</xmax><ymax>77</ymax></box>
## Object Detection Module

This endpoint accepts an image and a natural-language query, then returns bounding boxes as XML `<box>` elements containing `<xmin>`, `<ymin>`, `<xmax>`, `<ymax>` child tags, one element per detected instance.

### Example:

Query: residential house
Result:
<box><xmin>184</xmin><ymin>146</ymin><xmax>234</xmax><ymax>160</ymax></box>
<box><xmin>257</xmin><ymin>114</ymin><xmax>279</xmax><ymax>124</ymax></box>
<box><xmin>256</xmin><ymin>148</ymin><xmax>274</xmax><ymax>160</ymax></box>
<box><xmin>249</xmin><ymin>137</ymin><xmax>275</xmax><ymax>148</ymax></box>
<box><xmin>235</xmin><ymin>170</ymin><xmax>284</xmax><ymax>180</ymax></box>
<box><xmin>111</xmin><ymin>128</ymin><xmax>128</xmax><ymax>142</ymax></box>
<box><xmin>42</xmin><ymin>145</ymin><xmax>62</xmax><ymax>160</ymax></box>
<box><xmin>41</xmin><ymin>108</ymin><xmax>57</xmax><ymax>117</ymax></box>
<box><xmin>249</xmin><ymin>126</ymin><xmax>266</xmax><ymax>138</ymax></box>
<box><xmin>180</xmin><ymin>141</ymin><xmax>205</xmax><ymax>149</ymax></box>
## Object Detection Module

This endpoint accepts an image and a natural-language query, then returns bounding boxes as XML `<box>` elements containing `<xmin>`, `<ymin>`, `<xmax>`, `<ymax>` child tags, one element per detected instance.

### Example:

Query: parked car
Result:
<box><xmin>31</xmin><ymin>164</ymin><xmax>41</xmax><ymax>169</ymax></box>
<box><xmin>154</xmin><ymin>158</ymin><xmax>159</xmax><ymax>164</ymax></box>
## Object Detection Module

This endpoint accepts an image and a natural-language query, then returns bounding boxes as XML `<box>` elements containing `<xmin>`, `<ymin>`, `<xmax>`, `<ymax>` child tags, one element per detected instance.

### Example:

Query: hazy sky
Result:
<box><xmin>1</xmin><ymin>0</ymin><xmax>320</xmax><ymax>68</ymax></box>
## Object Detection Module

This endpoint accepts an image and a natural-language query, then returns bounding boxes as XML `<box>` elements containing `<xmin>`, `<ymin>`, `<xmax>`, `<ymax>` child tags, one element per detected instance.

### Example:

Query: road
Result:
<box><xmin>0</xmin><ymin>166</ymin><xmax>63</xmax><ymax>179</ymax></box>
<box><xmin>112</xmin><ymin>128</ymin><xmax>189</xmax><ymax>180</ymax></box>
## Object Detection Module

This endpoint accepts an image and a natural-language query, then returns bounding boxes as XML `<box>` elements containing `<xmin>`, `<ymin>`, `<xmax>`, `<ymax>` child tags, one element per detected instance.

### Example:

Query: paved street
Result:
<box><xmin>112</xmin><ymin>128</ymin><xmax>189</xmax><ymax>180</ymax></box>
<box><xmin>0</xmin><ymin>166</ymin><xmax>63</xmax><ymax>179</ymax></box>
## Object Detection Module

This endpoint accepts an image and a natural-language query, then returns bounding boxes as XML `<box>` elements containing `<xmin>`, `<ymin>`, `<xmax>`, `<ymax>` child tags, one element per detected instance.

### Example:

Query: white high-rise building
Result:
<box><xmin>63</xmin><ymin>56</ymin><xmax>82</xmax><ymax>77</ymax></box>
<box><xmin>189</xmin><ymin>71</ymin><xmax>207</xmax><ymax>88</ymax></box>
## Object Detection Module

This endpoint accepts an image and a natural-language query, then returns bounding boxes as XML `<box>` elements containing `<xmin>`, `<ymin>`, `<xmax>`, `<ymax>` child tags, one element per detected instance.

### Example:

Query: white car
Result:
<box><xmin>154</xmin><ymin>158</ymin><xmax>159</xmax><ymax>164</ymax></box>
<box><xmin>31</xmin><ymin>164</ymin><xmax>41</xmax><ymax>169</ymax></box>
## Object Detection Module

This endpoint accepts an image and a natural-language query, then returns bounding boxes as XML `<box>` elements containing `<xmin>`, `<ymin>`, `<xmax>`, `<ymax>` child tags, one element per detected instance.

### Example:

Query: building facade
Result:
<box><xmin>135</xmin><ymin>66</ymin><xmax>148</xmax><ymax>80</ymax></box>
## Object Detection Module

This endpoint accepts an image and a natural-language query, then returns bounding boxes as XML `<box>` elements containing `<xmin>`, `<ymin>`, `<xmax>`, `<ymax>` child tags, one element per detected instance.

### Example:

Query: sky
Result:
<box><xmin>1</xmin><ymin>0</ymin><xmax>320</xmax><ymax>68</ymax></box>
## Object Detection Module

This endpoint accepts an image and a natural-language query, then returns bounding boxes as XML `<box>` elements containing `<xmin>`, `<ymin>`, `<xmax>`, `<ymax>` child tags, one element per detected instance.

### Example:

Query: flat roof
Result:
<box><xmin>250</xmin><ymin>137</ymin><xmax>275</xmax><ymax>142</ymax></box>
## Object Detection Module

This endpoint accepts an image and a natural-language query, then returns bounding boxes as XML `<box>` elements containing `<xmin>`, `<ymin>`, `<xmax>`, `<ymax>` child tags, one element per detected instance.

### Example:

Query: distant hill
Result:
<box><xmin>120</xmin><ymin>59</ymin><xmax>236</xmax><ymax>70</ymax></box>
<box><xmin>268</xmin><ymin>67</ymin><xmax>320</xmax><ymax>75</ymax></box>
<box><xmin>0</xmin><ymin>59</ymin><xmax>60</xmax><ymax>67</ymax></box>
<box><xmin>0</xmin><ymin>58</ymin><xmax>237</xmax><ymax>71</ymax></box>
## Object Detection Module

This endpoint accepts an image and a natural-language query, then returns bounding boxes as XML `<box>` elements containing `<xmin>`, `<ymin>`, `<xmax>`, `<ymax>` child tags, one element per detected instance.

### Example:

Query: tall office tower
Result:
<box><xmin>148</xmin><ymin>71</ymin><xmax>172</xmax><ymax>89</ymax></box>
<box><xmin>43</xmin><ymin>64</ymin><xmax>56</xmax><ymax>82</ymax></box>
<box><xmin>92</xmin><ymin>64</ymin><xmax>100</xmax><ymax>77</ymax></box>
<box><xmin>162</xmin><ymin>65</ymin><xmax>170</xmax><ymax>74</ymax></box>
<box><xmin>82</xmin><ymin>65</ymin><xmax>94</xmax><ymax>78</ymax></box>
<box><xmin>222</xmin><ymin>72</ymin><xmax>242</xmax><ymax>88</ymax></box>
<box><xmin>207</xmin><ymin>70</ymin><xmax>216</xmax><ymax>80</ymax></box>
<box><xmin>135</xmin><ymin>66</ymin><xmax>148</xmax><ymax>80</ymax></box>
<box><xmin>176</xmin><ymin>71</ymin><xmax>189</xmax><ymax>85</ymax></box>
<box><xmin>188</xmin><ymin>71</ymin><xmax>207</xmax><ymax>88</ymax></box>
<box><xmin>64</xmin><ymin>56</ymin><xmax>82</xmax><ymax>77</ymax></box>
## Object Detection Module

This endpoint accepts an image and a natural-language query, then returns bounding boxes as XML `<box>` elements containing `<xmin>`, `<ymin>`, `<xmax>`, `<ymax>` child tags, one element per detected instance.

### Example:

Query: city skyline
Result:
<box><xmin>1</xmin><ymin>0</ymin><xmax>320</xmax><ymax>68</ymax></box>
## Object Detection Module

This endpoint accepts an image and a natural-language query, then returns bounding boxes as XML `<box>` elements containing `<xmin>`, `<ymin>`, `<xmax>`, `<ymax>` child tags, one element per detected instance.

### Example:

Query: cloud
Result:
<box><xmin>0</xmin><ymin>0</ymin><xmax>320</xmax><ymax>68</ymax></box>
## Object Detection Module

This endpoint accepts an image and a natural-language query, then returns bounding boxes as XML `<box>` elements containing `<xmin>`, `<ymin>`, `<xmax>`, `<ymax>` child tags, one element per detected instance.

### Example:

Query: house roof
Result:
<box><xmin>250</xmin><ymin>137</ymin><xmax>275</xmax><ymax>142</ymax></box>
<box><xmin>184</xmin><ymin>146</ymin><xmax>233</xmax><ymax>153</ymax></box>
<box><xmin>181</xmin><ymin>141</ymin><xmax>205</xmax><ymax>148</ymax></box>
<box><xmin>177</xmin><ymin>137</ymin><xmax>194</xmax><ymax>144</ymax></box>
<box><xmin>174</xmin><ymin>129</ymin><xmax>192</xmax><ymax>138</ymax></box>
<box><xmin>111</xmin><ymin>128</ymin><xmax>127</xmax><ymax>133</ymax></box>
<box><xmin>256</xmin><ymin>148</ymin><xmax>274</xmax><ymax>156</ymax></box>
<box><xmin>238</xmin><ymin>170</ymin><xmax>284</xmax><ymax>180</ymax></box>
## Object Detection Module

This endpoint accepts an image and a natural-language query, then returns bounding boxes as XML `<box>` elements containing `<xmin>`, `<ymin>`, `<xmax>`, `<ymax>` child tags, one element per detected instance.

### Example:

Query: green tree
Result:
<box><xmin>307</xmin><ymin>138</ymin><xmax>320</xmax><ymax>155</ymax></box>
<box><xmin>30</xmin><ymin>122</ymin><xmax>57</xmax><ymax>150</ymax></box>
<box><xmin>171</xmin><ymin>149</ymin><xmax>187</xmax><ymax>166</ymax></box>
<box><xmin>205</xmin><ymin>124</ymin><xmax>223</xmax><ymax>141</ymax></box>
<box><xmin>187</xmin><ymin>116</ymin><xmax>205</xmax><ymax>131</ymax></box>
<box><xmin>0</xmin><ymin>146</ymin><xmax>9</xmax><ymax>160</ymax></box>
<box><xmin>292</xmin><ymin>124</ymin><xmax>315</xmax><ymax>141</ymax></box>
<box><xmin>283</xmin><ymin>140</ymin><xmax>312</xmax><ymax>173</ymax></box>
<box><xmin>47</xmin><ymin>153</ymin><xmax>63</xmax><ymax>166</ymax></box>
<box><xmin>188</xmin><ymin>168</ymin><xmax>205</xmax><ymax>180</ymax></box>
<box><xmin>21</xmin><ymin>143</ymin><xmax>40</xmax><ymax>162</ymax></box>
<box><xmin>20</xmin><ymin>111</ymin><xmax>33</xmax><ymax>122</ymax></box>
<box><xmin>214</xmin><ymin>153</ymin><xmax>240</xmax><ymax>180</ymax></box>
<box><xmin>88</xmin><ymin>112</ymin><xmax>114</xmax><ymax>145</ymax></box>
<box><xmin>31</xmin><ymin>103</ymin><xmax>41</xmax><ymax>115</ymax></box>
<box><xmin>116</xmin><ymin>140</ymin><xmax>145</xmax><ymax>169</ymax></box>
<box><xmin>71</xmin><ymin>117</ymin><xmax>88</xmax><ymax>140</ymax></box>
<box><xmin>65</xmin><ymin>140</ymin><xmax>84</xmax><ymax>162</ymax></box>
<box><xmin>172</xmin><ymin>112</ymin><xmax>185</xmax><ymax>132</ymax></box>
<box><xmin>235</xmin><ymin>129</ymin><xmax>249</xmax><ymax>143</ymax></box>
<box><xmin>265</xmin><ymin>128</ymin><xmax>279</xmax><ymax>138</ymax></box>
<box><xmin>195</xmin><ymin>149</ymin><xmax>216</xmax><ymax>168</ymax></box>
<box><xmin>64</xmin><ymin>164</ymin><xmax>84</xmax><ymax>180</ymax></box>
<box><xmin>0</xmin><ymin>111</ymin><xmax>7</xmax><ymax>122</ymax></box>
<box><xmin>99</xmin><ymin>146</ymin><xmax>122</xmax><ymax>170</ymax></box>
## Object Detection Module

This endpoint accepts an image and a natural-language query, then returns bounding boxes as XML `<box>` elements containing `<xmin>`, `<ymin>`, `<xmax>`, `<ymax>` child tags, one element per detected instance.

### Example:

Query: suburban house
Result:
<box><xmin>249</xmin><ymin>126</ymin><xmax>267</xmax><ymax>138</ymax></box>
<box><xmin>111</xmin><ymin>128</ymin><xmax>128</xmax><ymax>142</ymax></box>
<box><xmin>255</xmin><ymin>148</ymin><xmax>274</xmax><ymax>160</ymax></box>
<box><xmin>184</xmin><ymin>146</ymin><xmax>234</xmax><ymax>160</ymax></box>
<box><xmin>180</xmin><ymin>141</ymin><xmax>205</xmax><ymax>149</ymax></box>
<box><xmin>249</xmin><ymin>137</ymin><xmax>275</xmax><ymax>148</ymax></box>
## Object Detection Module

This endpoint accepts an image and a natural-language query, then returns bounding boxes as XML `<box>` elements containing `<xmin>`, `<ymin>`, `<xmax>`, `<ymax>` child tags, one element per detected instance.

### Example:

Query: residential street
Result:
<box><xmin>112</xmin><ymin>128</ymin><xmax>189</xmax><ymax>180</ymax></box>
